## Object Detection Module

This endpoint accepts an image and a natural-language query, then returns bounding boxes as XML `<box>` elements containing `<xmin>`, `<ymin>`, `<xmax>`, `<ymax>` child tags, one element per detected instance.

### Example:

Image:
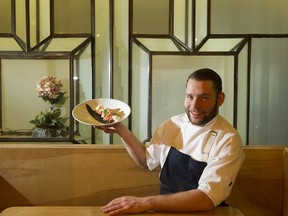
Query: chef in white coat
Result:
<box><xmin>96</xmin><ymin>68</ymin><xmax>244</xmax><ymax>216</ymax></box>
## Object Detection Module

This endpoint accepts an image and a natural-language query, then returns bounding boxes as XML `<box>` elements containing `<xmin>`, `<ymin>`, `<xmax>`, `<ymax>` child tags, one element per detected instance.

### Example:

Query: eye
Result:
<box><xmin>186</xmin><ymin>95</ymin><xmax>193</xmax><ymax>100</ymax></box>
<box><xmin>201</xmin><ymin>95</ymin><xmax>209</xmax><ymax>102</ymax></box>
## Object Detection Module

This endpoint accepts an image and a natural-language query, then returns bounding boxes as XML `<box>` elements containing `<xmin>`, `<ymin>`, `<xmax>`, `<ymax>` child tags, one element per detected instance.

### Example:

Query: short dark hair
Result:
<box><xmin>187</xmin><ymin>68</ymin><xmax>222</xmax><ymax>95</ymax></box>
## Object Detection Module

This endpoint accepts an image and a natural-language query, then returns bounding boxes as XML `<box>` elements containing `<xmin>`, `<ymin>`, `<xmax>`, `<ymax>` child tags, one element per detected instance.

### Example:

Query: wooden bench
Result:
<box><xmin>227</xmin><ymin>146</ymin><xmax>286</xmax><ymax>216</ymax></box>
<box><xmin>0</xmin><ymin>144</ymin><xmax>287</xmax><ymax>216</ymax></box>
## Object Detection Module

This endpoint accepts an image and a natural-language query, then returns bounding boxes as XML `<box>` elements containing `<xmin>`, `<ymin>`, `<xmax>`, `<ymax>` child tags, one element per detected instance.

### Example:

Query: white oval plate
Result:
<box><xmin>72</xmin><ymin>98</ymin><xmax>131</xmax><ymax>126</ymax></box>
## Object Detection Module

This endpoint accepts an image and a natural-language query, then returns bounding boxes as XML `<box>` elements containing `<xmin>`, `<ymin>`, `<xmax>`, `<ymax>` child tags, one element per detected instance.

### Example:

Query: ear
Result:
<box><xmin>217</xmin><ymin>92</ymin><xmax>225</xmax><ymax>107</ymax></box>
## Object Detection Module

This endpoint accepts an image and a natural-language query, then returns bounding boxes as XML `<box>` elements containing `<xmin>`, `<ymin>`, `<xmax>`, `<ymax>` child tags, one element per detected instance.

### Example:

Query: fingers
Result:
<box><xmin>93</xmin><ymin>125</ymin><xmax>104</xmax><ymax>130</ymax></box>
<box><xmin>101</xmin><ymin>204</ymin><xmax>122</xmax><ymax>216</ymax></box>
<box><xmin>93</xmin><ymin>125</ymin><xmax>110</xmax><ymax>132</ymax></box>
<box><xmin>93</xmin><ymin>123</ymin><xmax>121</xmax><ymax>134</ymax></box>
<box><xmin>101</xmin><ymin>199</ymin><xmax>123</xmax><ymax>216</ymax></box>
<box><xmin>101</xmin><ymin>196</ymin><xmax>135</xmax><ymax>215</ymax></box>
<box><xmin>94</xmin><ymin>126</ymin><xmax>105</xmax><ymax>130</ymax></box>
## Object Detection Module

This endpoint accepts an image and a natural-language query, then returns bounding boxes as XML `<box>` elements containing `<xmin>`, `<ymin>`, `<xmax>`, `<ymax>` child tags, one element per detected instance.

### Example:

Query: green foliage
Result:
<box><xmin>30</xmin><ymin>108</ymin><xmax>68</xmax><ymax>137</ymax></box>
<box><xmin>42</xmin><ymin>92</ymin><xmax>68</xmax><ymax>106</ymax></box>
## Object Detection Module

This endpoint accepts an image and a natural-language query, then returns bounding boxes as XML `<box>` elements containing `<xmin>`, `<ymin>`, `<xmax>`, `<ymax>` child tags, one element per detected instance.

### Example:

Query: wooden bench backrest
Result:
<box><xmin>284</xmin><ymin>148</ymin><xmax>288</xmax><ymax>216</ymax></box>
<box><xmin>0</xmin><ymin>144</ymin><xmax>286</xmax><ymax>216</ymax></box>
<box><xmin>227</xmin><ymin>146</ymin><xmax>285</xmax><ymax>216</ymax></box>
<box><xmin>0</xmin><ymin>144</ymin><xmax>160</xmax><ymax>211</ymax></box>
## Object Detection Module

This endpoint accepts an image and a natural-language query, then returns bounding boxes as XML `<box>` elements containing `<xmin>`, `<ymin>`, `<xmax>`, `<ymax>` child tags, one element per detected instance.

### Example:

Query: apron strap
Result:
<box><xmin>202</xmin><ymin>130</ymin><xmax>218</xmax><ymax>161</ymax></box>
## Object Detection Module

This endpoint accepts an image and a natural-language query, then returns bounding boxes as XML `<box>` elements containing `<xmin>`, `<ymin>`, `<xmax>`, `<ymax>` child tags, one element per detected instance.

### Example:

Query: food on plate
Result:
<box><xmin>95</xmin><ymin>104</ymin><xmax>122</xmax><ymax>123</ymax></box>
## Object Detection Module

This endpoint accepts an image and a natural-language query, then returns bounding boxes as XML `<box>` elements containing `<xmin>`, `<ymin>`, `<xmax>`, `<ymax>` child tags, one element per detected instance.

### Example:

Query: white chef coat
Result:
<box><xmin>145</xmin><ymin>113</ymin><xmax>245</xmax><ymax>206</ymax></box>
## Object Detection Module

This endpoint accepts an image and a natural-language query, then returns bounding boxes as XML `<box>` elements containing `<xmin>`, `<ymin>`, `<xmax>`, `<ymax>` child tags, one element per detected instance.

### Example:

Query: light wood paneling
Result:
<box><xmin>283</xmin><ymin>148</ymin><xmax>288</xmax><ymax>216</ymax></box>
<box><xmin>0</xmin><ymin>144</ymin><xmax>160</xmax><ymax>211</ymax></box>
<box><xmin>227</xmin><ymin>146</ymin><xmax>285</xmax><ymax>216</ymax></box>
<box><xmin>0</xmin><ymin>144</ymin><xmax>286</xmax><ymax>216</ymax></box>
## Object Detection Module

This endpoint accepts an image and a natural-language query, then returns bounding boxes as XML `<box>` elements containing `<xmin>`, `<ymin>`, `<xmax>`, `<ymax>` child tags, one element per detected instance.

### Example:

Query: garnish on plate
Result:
<box><xmin>95</xmin><ymin>104</ymin><xmax>122</xmax><ymax>123</ymax></box>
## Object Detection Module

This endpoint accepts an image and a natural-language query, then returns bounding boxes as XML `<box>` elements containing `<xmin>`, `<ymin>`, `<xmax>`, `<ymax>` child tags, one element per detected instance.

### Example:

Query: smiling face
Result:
<box><xmin>184</xmin><ymin>79</ymin><xmax>225</xmax><ymax>126</ymax></box>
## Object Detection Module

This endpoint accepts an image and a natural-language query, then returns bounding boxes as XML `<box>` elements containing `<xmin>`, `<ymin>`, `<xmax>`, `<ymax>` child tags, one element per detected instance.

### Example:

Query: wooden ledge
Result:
<box><xmin>0</xmin><ymin>206</ymin><xmax>245</xmax><ymax>216</ymax></box>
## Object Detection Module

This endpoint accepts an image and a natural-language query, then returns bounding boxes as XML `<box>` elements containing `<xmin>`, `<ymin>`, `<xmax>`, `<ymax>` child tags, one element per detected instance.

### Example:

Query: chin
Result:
<box><xmin>194</xmin><ymin>122</ymin><xmax>205</xmax><ymax>126</ymax></box>
<box><xmin>190</xmin><ymin>119</ymin><xmax>205</xmax><ymax>126</ymax></box>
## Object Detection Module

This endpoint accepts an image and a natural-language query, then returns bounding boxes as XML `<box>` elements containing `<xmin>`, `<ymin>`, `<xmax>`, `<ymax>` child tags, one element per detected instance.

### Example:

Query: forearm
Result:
<box><xmin>117</xmin><ymin>123</ymin><xmax>148</xmax><ymax>168</ymax></box>
<box><xmin>101</xmin><ymin>186</ymin><xmax>214</xmax><ymax>215</ymax></box>
<box><xmin>144</xmin><ymin>189</ymin><xmax>214</xmax><ymax>212</ymax></box>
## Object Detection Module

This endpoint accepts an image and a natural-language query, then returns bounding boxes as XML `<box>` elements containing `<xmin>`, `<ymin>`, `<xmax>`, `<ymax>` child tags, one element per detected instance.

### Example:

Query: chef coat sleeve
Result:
<box><xmin>197</xmin><ymin>134</ymin><xmax>245</xmax><ymax>207</ymax></box>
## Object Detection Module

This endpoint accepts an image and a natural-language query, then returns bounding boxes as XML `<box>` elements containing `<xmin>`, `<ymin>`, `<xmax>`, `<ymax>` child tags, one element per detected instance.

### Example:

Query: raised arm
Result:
<box><xmin>94</xmin><ymin>122</ymin><xmax>148</xmax><ymax>168</ymax></box>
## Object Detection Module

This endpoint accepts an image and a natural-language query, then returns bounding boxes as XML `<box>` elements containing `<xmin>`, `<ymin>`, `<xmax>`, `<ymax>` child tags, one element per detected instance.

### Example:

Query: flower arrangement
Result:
<box><xmin>35</xmin><ymin>75</ymin><xmax>66</xmax><ymax>106</ymax></box>
<box><xmin>30</xmin><ymin>75</ymin><xmax>68</xmax><ymax>137</ymax></box>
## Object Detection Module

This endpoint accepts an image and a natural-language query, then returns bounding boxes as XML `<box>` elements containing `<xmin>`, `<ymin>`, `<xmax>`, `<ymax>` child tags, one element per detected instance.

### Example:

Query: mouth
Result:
<box><xmin>189</xmin><ymin>110</ymin><xmax>205</xmax><ymax>119</ymax></box>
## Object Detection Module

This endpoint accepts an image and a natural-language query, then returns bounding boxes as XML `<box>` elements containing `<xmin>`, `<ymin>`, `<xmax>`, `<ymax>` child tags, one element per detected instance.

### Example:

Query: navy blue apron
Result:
<box><xmin>160</xmin><ymin>147</ymin><xmax>206</xmax><ymax>194</ymax></box>
<box><xmin>160</xmin><ymin>147</ymin><xmax>227</xmax><ymax>206</ymax></box>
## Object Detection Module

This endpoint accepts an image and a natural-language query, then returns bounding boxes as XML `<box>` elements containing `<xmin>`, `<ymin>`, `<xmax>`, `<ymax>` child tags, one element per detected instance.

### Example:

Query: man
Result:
<box><xmin>95</xmin><ymin>68</ymin><xmax>244</xmax><ymax>216</ymax></box>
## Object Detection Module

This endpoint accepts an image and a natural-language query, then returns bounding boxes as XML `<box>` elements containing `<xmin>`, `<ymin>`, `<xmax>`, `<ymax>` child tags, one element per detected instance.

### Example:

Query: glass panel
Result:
<box><xmin>39</xmin><ymin>0</ymin><xmax>50</xmax><ymax>41</ymax></box>
<box><xmin>29</xmin><ymin>0</ymin><xmax>37</xmax><ymax>47</ymax></box>
<box><xmin>132</xmin><ymin>0</ymin><xmax>169</xmax><ymax>35</ymax></box>
<box><xmin>173</xmin><ymin>0</ymin><xmax>208</xmax><ymax>49</ymax></box>
<box><xmin>95</xmin><ymin>0</ymin><xmax>110</xmax><ymax>144</ymax></box>
<box><xmin>112</xmin><ymin>0</ymin><xmax>129</xmax><ymax>144</ymax></box>
<box><xmin>211</xmin><ymin>0</ymin><xmax>288</xmax><ymax>34</ymax></box>
<box><xmin>237</xmin><ymin>43</ymin><xmax>248</xmax><ymax>144</ymax></box>
<box><xmin>151</xmin><ymin>55</ymin><xmax>235</xmax><ymax>136</ymax></box>
<box><xmin>29</xmin><ymin>0</ymin><xmax>50</xmax><ymax>48</ymax></box>
<box><xmin>0</xmin><ymin>0</ymin><xmax>94</xmax><ymax>143</ymax></box>
<box><xmin>131</xmin><ymin>43</ymin><xmax>149</xmax><ymax>141</ymax></box>
<box><xmin>136</xmin><ymin>38</ymin><xmax>187</xmax><ymax>52</ymax></box>
<box><xmin>0</xmin><ymin>0</ymin><xmax>11</xmax><ymax>33</ymax></box>
<box><xmin>173</xmin><ymin>0</ymin><xmax>192</xmax><ymax>48</ymax></box>
<box><xmin>249</xmin><ymin>38</ymin><xmax>288</xmax><ymax>145</ymax></box>
<box><xmin>199</xmin><ymin>38</ymin><xmax>244</xmax><ymax>52</ymax></box>
<box><xmin>73</xmin><ymin>44</ymin><xmax>93</xmax><ymax>144</ymax></box>
<box><xmin>54</xmin><ymin>0</ymin><xmax>91</xmax><ymax>34</ymax></box>
<box><xmin>36</xmin><ymin>38</ymin><xmax>88</xmax><ymax>52</ymax></box>
<box><xmin>15</xmin><ymin>0</ymin><xmax>27</xmax><ymax>46</ymax></box>
<box><xmin>195</xmin><ymin>0</ymin><xmax>207</xmax><ymax>47</ymax></box>
<box><xmin>0</xmin><ymin>38</ymin><xmax>22</xmax><ymax>51</ymax></box>
<box><xmin>1</xmin><ymin>59</ymin><xmax>69</xmax><ymax>139</ymax></box>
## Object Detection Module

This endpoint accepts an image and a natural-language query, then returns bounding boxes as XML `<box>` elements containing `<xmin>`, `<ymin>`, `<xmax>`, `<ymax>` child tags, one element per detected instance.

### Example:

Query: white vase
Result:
<box><xmin>31</xmin><ymin>127</ymin><xmax>51</xmax><ymax>138</ymax></box>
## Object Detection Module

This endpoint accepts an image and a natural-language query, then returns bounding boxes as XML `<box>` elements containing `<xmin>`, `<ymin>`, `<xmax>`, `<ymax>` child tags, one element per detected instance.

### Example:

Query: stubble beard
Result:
<box><xmin>185</xmin><ymin>101</ymin><xmax>219</xmax><ymax>126</ymax></box>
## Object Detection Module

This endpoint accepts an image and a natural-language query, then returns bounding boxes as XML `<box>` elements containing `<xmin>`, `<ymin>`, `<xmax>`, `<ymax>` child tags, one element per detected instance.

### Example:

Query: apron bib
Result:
<box><xmin>160</xmin><ymin>147</ymin><xmax>207</xmax><ymax>194</ymax></box>
<box><xmin>159</xmin><ymin>147</ymin><xmax>228</xmax><ymax>206</ymax></box>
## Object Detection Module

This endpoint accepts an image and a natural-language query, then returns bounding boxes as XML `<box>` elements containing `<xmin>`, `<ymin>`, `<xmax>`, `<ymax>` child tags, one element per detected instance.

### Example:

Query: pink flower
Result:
<box><xmin>35</xmin><ymin>76</ymin><xmax>63</xmax><ymax>102</ymax></box>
